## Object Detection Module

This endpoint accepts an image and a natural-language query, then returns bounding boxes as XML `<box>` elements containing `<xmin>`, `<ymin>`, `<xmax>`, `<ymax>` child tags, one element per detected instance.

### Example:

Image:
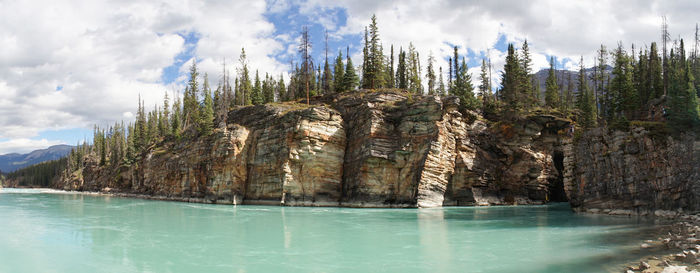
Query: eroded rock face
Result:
<box><xmin>566</xmin><ymin>127</ymin><xmax>700</xmax><ymax>213</ymax></box>
<box><xmin>240</xmin><ymin>106</ymin><xmax>346</xmax><ymax>206</ymax></box>
<box><xmin>56</xmin><ymin>90</ymin><xmax>576</xmax><ymax>207</ymax></box>
<box><xmin>332</xmin><ymin>93</ymin><xmax>465</xmax><ymax>207</ymax></box>
<box><xmin>444</xmin><ymin>114</ymin><xmax>571</xmax><ymax>206</ymax></box>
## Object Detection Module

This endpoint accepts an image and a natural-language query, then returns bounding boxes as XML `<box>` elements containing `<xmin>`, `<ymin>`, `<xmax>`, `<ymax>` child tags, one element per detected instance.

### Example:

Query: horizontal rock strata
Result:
<box><xmin>57</xmin><ymin>90</ymin><xmax>698</xmax><ymax>210</ymax></box>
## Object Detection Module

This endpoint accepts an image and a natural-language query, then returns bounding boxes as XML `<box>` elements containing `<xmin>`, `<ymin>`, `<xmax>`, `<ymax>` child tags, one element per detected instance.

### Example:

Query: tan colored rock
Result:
<box><xmin>54</xmin><ymin>90</ymin><xmax>574</xmax><ymax>208</ymax></box>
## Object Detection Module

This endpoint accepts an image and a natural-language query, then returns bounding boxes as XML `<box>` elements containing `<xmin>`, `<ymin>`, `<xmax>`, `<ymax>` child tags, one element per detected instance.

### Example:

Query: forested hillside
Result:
<box><xmin>4</xmin><ymin>158</ymin><xmax>67</xmax><ymax>187</ymax></box>
<box><xmin>0</xmin><ymin>145</ymin><xmax>72</xmax><ymax>173</ymax></box>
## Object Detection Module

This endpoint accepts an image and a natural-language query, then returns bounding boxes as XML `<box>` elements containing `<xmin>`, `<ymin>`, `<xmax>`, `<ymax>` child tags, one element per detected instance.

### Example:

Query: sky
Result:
<box><xmin>0</xmin><ymin>0</ymin><xmax>698</xmax><ymax>154</ymax></box>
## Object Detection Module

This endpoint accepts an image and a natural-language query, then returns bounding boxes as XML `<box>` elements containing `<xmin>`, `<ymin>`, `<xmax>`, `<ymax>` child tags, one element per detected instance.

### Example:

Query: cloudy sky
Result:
<box><xmin>0</xmin><ymin>0</ymin><xmax>698</xmax><ymax>154</ymax></box>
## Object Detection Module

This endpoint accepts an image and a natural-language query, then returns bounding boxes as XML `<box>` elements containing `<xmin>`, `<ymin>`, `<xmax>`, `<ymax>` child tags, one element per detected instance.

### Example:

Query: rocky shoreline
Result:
<box><xmin>577</xmin><ymin>209</ymin><xmax>700</xmax><ymax>273</ymax></box>
<box><xmin>623</xmin><ymin>212</ymin><xmax>700</xmax><ymax>273</ymax></box>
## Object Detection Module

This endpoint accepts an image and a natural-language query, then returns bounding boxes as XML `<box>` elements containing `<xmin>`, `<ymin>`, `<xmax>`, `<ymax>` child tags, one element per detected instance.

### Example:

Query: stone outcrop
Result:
<box><xmin>565</xmin><ymin>126</ymin><xmax>700</xmax><ymax>213</ymax></box>
<box><xmin>332</xmin><ymin>93</ymin><xmax>466</xmax><ymax>207</ymax></box>
<box><xmin>55</xmin><ymin>90</ymin><xmax>578</xmax><ymax>207</ymax></box>
<box><xmin>445</xmin><ymin>114</ymin><xmax>571</xmax><ymax>206</ymax></box>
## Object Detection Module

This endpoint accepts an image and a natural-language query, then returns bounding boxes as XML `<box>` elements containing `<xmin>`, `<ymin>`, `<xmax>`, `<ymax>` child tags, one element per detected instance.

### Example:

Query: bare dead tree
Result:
<box><xmin>298</xmin><ymin>26</ymin><xmax>313</xmax><ymax>104</ymax></box>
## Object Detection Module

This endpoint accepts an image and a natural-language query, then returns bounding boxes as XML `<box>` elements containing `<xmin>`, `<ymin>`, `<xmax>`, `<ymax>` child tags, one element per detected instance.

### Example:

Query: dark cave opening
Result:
<box><xmin>549</xmin><ymin>151</ymin><xmax>568</xmax><ymax>202</ymax></box>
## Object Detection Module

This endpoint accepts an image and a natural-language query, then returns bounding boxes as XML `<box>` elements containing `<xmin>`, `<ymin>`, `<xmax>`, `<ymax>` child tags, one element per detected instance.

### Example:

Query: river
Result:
<box><xmin>0</xmin><ymin>188</ymin><xmax>669</xmax><ymax>272</ymax></box>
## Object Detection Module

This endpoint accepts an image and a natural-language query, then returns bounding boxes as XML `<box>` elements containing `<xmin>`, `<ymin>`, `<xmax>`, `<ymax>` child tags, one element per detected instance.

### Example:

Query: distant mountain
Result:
<box><xmin>532</xmin><ymin>65</ymin><xmax>613</xmax><ymax>98</ymax></box>
<box><xmin>0</xmin><ymin>145</ymin><xmax>73</xmax><ymax>173</ymax></box>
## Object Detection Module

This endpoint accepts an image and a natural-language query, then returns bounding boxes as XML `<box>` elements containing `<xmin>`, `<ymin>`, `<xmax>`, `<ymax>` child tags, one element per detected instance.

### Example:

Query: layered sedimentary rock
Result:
<box><xmin>444</xmin><ymin>114</ymin><xmax>571</xmax><ymax>206</ymax></box>
<box><xmin>332</xmin><ymin>93</ymin><xmax>465</xmax><ymax>207</ymax></box>
<box><xmin>565</xmin><ymin>127</ymin><xmax>700</xmax><ymax>213</ymax></box>
<box><xmin>56</xmin><ymin>90</ymin><xmax>579</xmax><ymax>207</ymax></box>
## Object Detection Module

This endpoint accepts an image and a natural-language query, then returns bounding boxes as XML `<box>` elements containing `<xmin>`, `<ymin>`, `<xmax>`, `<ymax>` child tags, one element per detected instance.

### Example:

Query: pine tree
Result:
<box><xmin>183</xmin><ymin>60</ymin><xmax>200</xmax><ymax>129</ymax></box>
<box><xmin>322</xmin><ymin>31</ymin><xmax>332</xmax><ymax>94</ymax></box>
<box><xmin>448</xmin><ymin>57</ymin><xmax>453</xmax><ymax>88</ymax></box>
<box><xmin>454</xmin><ymin>58</ymin><xmax>478</xmax><ymax>110</ymax></box>
<box><xmin>520</xmin><ymin>40</ymin><xmax>535</xmax><ymax>107</ymax></box>
<box><xmin>277</xmin><ymin>74</ymin><xmax>286</xmax><ymax>101</ymax></box>
<box><xmin>125</xmin><ymin>123</ymin><xmax>136</xmax><ymax>163</ymax></box>
<box><xmin>407</xmin><ymin>43</ymin><xmax>421</xmax><ymax>94</ymax></box>
<box><xmin>314</xmin><ymin>65</ymin><xmax>320</xmax><ymax>96</ymax></box>
<box><xmin>437</xmin><ymin>66</ymin><xmax>446</xmax><ymax>96</ymax></box>
<box><xmin>648</xmin><ymin>42</ymin><xmax>664</xmax><ymax>101</ymax></box>
<box><xmin>694</xmin><ymin>24</ymin><xmax>700</xmax><ymax>98</ymax></box>
<box><xmin>634</xmin><ymin>48</ymin><xmax>652</xmax><ymax>118</ymax></box>
<box><xmin>298</xmin><ymin>26</ymin><xmax>313</xmax><ymax>103</ymax></box>
<box><xmin>667</xmin><ymin>41</ymin><xmax>700</xmax><ymax>132</ymax></box>
<box><xmin>238</xmin><ymin>48</ymin><xmax>252</xmax><ymax>105</ymax></box>
<box><xmin>576</xmin><ymin>56</ymin><xmax>596</xmax><ymax>128</ymax></box>
<box><xmin>396</xmin><ymin>48</ymin><xmax>407</xmax><ymax>89</ymax></box>
<box><xmin>263</xmin><ymin>73</ymin><xmax>275</xmax><ymax>103</ymax></box>
<box><xmin>171</xmin><ymin>94</ymin><xmax>182</xmax><ymax>138</ymax></box>
<box><xmin>342</xmin><ymin>47</ymin><xmax>358</xmax><ymax>91</ymax></box>
<box><xmin>160</xmin><ymin>92</ymin><xmax>170</xmax><ymax>136</ymax></box>
<box><xmin>213</xmin><ymin>82</ymin><xmax>223</xmax><ymax>126</ymax></box>
<box><xmin>533</xmin><ymin>78</ymin><xmax>542</xmax><ymax>106</ymax></box>
<box><xmin>147</xmin><ymin>107</ymin><xmax>158</xmax><ymax>144</ymax></box>
<box><xmin>97</xmin><ymin>127</ymin><xmax>106</xmax><ymax>166</ymax></box>
<box><xmin>426</xmin><ymin>52</ymin><xmax>436</xmax><ymax>94</ymax></box>
<box><xmin>565</xmin><ymin>72</ymin><xmax>575</xmax><ymax>111</ymax></box>
<box><xmin>287</xmin><ymin>64</ymin><xmax>299</xmax><ymax>100</ymax></box>
<box><xmin>200</xmin><ymin>73</ymin><xmax>214</xmax><ymax>135</ymax></box>
<box><xmin>388</xmin><ymin>45</ymin><xmax>395</xmax><ymax>88</ymax></box>
<box><xmin>251</xmin><ymin>70</ymin><xmax>263</xmax><ymax>105</ymax></box>
<box><xmin>450</xmin><ymin>46</ymin><xmax>460</xmax><ymax>94</ymax></box>
<box><xmin>362</xmin><ymin>15</ymin><xmax>384</xmax><ymax>89</ymax></box>
<box><xmin>479</xmin><ymin>59</ymin><xmax>491</xmax><ymax>102</ymax></box>
<box><xmin>333</xmin><ymin>50</ymin><xmax>345</xmax><ymax>92</ymax></box>
<box><xmin>135</xmin><ymin>96</ymin><xmax>147</xmax><ymax>152</ymax></box>
<box><xmin>500</xmin><ymin>44</ymin><xmax>523</xmax><ymax>109</ymax></box>
<box><xmin>215</xmin><ymin>59</ymin><xmax>233</xmax><ymax>123</ymax></box>
<box><xmin>608</xmin><ymin>43</ymin><xmax>635</xmax><ymax>122</ymax></box>
<box><xmin>544</xmin><ymin>57</ymin><xmax>560</xmax><ymax>109</ymax></box>
<box><xmin>596</xmin><ymin>45</ymin><xmax>610</xmax><ymax>120</ymax></box>
<box><xmin>224</xmin><ymin>73</ymin><xmax>234</xmax><ymax>109</ymax></box>
<box><xmin>362</xmin><ymin>27</ymin><xmax>369</xmax><ymax>88</ymax></box>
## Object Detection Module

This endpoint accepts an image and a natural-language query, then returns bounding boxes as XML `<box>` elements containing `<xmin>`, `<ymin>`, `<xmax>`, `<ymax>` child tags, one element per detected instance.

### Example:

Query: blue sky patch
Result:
<box><xmin>265</xmin><ymin>3</ymin><xmax>361</xmax><ymax>69</ymax></box>
<box><xmin>162</xmin><ymin>32</ymin><xmax>200</xmax><ymax>85</ymax></box>
<box><xmin>37</xmin><ymin>128</ymin><xmax>93</xmax><ymax>146</ymax></box>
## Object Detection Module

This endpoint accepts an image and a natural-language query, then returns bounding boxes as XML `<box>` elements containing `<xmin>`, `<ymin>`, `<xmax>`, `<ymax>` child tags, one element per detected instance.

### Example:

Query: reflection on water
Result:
<box><xmin>0</xmin><ymin>189</ymin><xmax>670</xmax><ymax>273</ymax></box>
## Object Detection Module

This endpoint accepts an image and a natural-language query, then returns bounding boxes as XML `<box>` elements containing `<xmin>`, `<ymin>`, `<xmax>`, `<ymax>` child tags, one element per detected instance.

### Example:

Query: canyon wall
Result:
<box><xmin>56</xmin><ymin>91</ymin><xmax>573</xmax><ymax>207</ymax></box>
<box><xmin>565</xmin><ymin>126</ymin><xmax>700</xmax><ymax>214</ymax></box>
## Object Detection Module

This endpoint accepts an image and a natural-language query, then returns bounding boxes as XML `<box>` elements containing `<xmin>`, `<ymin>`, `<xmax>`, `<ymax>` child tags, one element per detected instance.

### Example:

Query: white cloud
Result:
<box><xmin>299</xmin><ymin>0</ymin><xmax>700</xmax><ymax>89</ymax></box>
<box><xmin>0</xmin><ymin>0</ymin><xmax>287</xmax><ymax>149</ymax></box>
<box><xmin>2</xmin><ymin>0</ymin><xmax>699</xmax><ymax>154</ymax></box>
<box><xmin>0</xmin><ymin>139</ymin><xmax>65</xmax><ymax>155</ymax></box>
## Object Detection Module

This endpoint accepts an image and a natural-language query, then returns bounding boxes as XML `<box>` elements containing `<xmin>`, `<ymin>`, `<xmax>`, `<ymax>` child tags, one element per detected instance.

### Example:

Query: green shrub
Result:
<box><xmin>609</xmin><ymin>116</ymin><xmax>630</xmax><ymax>132</ymax></box>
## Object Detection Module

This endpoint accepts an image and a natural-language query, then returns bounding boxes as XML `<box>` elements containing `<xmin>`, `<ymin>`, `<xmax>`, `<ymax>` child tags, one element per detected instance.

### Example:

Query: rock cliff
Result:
<box><xmin>565</xmin><ymin>126</ymin><xmax>700</xmax><ymax>214</ymax></box>
<box><xmin>56</xmin><ymin>90</ymin><xmax>577</xmax><ymax>207</ymax></box>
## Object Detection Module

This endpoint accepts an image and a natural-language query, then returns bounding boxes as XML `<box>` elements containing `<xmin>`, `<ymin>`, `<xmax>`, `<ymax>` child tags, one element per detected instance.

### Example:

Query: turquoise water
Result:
<box><xmin>0</xmin><ymin>189</ymin><xmax>666</xmax><ymax>273</ymax></box>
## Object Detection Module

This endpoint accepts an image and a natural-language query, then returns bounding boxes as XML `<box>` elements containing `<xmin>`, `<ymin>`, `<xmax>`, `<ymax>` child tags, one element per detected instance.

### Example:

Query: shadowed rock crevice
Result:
<box><xmin>549</xmin><ymin>151</ymin><xmax>567</xmax><ymax>202</ymax></box>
